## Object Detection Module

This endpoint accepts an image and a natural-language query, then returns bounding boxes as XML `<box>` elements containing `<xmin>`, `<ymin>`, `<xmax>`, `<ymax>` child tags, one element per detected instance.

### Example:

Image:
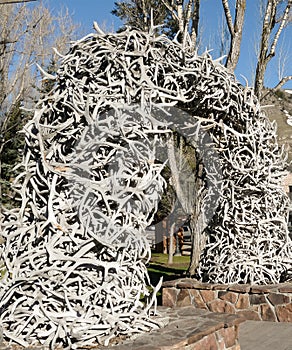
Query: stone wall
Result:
<box><xmin>162</xmin><ymin>279</ymin><xmax>292</xmax><ymax>322</ymax></box>
<box><xmin>99</xmin><ymin>307</ymin><xmax>244</xmax><ymax>350</ymax></box>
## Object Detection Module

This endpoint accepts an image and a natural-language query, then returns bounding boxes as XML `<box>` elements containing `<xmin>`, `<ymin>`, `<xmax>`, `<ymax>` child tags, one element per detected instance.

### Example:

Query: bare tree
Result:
<box><xmin>113</xmin><ymin>0</ymin><xmax>291</xmax><ymax>93</ymax></box>
<box><xmin>218</xmin><ymin>12</ymin><xmax>230</xmax><ymax>57</ymax></box>
<box><xmin>221</xmin><ymin>0</ymin><xmax>246</xmax><ymax>71</ymax></box>
<box><xmin>113</xmin><ymin>0</ymin><xmax>201</xmax><ymax>49</ymax></box>
<box><xmin>0</xmin><ymin>1</ymin><xmax>80</xmax><ymax>210</ymax></box>
<box><xmin>255</xmin><ymin>0</ymin><xmax>292</xmax><ymax>98</ymax></box>
<box><xmin>160</xmin><ymin>0</ymin><xmax>200</xmax><ymax>49</ymax></box>
<box><xmin>0</xmin><ymin>2</ymin><xmax>79</xmax><ymax>114</ymax></box>
<box><xmin>277</xmin><ymin>33</ymin><xmax>290</xmax><ymax>83</ymax></box>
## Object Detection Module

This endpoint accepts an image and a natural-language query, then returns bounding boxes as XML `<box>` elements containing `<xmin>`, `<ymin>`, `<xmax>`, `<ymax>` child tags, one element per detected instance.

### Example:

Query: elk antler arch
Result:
<box><xmin>0</xmin><ymin>27</ymin><xmax>291</xmax><ymax>348</ymax></box>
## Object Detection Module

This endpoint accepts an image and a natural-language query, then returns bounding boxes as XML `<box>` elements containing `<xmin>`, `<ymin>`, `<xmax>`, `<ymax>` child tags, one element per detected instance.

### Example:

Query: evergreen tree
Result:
<box><xmin>112</xmin><ymin>0</ymin><xmax>199</xmax><ymax>44</ymax></box>
<box><xmin>0</xmin><ymin>102</ymin><xmax>30</xmax><ymax>209</ymax></box>
<box><xmin>39</xmin><ymin>57</ymin><xmax>58</xmax><ymax>96</ymax></box>
<box><xmin>112</xmin><ymin>0</ymin><xmax>169</xmax><ymax>33</ymax></box>
<box><xmin>0</xmin><ymin>57</ymin><xmax>58</xmax><ymax>210</ymax></box>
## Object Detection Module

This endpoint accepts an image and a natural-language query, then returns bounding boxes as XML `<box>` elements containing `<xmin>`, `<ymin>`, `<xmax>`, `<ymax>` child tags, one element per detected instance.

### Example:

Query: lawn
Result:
<box><xmin>146</xmin><ymin>253</ymin><xmax>190</xmax><ymax>304</ymax></box>
<box><xmin>147</xmin><ymin>253</ymin><xmax>190</xmax><ymax>284</ymax></box>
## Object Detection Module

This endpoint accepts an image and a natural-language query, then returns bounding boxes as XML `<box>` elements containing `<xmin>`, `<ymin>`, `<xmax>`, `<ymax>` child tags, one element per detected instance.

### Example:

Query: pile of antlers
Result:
<box><xmin>0</xmin><ymin>25</ymin><xmax>291</xmax><ymax>348</ymax></box>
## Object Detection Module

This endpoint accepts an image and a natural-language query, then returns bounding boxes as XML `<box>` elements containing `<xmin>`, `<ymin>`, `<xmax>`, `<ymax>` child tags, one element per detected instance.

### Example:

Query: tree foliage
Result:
<box><xmin>0</xmin><ymin>102</ymin><xmax>30</xmax><ymax>208</ymax></box>
<box><xmin>112</xmin><ymin>0</ymin><xmax>168</xmax><ymax>32</ymax></box>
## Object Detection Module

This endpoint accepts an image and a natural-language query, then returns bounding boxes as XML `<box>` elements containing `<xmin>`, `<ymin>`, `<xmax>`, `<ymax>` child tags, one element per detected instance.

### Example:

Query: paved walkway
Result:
<box><xmin>239</xmin><ymin>321</ymin><xmax>292</xmax><ymax>350</ymax></box>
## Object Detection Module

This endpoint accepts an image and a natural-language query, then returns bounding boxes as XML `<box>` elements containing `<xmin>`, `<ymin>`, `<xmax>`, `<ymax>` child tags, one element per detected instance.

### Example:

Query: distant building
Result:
<box><xmin>283</xmin><ymin>172</ymin><xmax>292</xmax><ymax>194</ymax></box>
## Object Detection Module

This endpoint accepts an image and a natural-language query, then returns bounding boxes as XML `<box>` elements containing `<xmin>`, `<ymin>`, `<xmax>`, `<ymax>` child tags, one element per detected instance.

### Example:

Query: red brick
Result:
<box><xmin>249</xmin><ymin>294</ymin><xmax>267</xmax><ymax>305</ymax></box>
<box><xmin>177</xmin><ymin>281</ymin><xmax>197</xmax><ymax>289</ymax></box>
<box><xmin>228</xmin><ymin>284</ymin><xmax>251</xmax><ymax>293</ymax></box>
<box><xmin>212</xmin><ymin>284</ymin><xmax>230</xmax><ymax>291</ymax></box>
<box><xmin>229</xmin><ymin>344</ymin><xmax>241</xmax><ymax>350</ymax></box>
<box><xmin>250</xmin><ymin>285</ymin><xmax>278</xmax><ymax>293</ymax></box>
<box><xmin>278</xmin><ymin>284</ymin><xmax>292</xmax><ymax>293</ymax></box>
<box><xmin>162</xmin><ymin>280</ymin><xmax>178</xmax><ymax>288</ymax></box>
<box><xmin>215</xmin><ymin>331</ymin><xmax>226</xmax><ymax>350</ymax></box>
<box><xmin>192</xmin><ymin>282</ymin><xmax>214</xmax><ymax>290</ymax></box>
<box><xmin>177</xmin><ymin>289</ymin><xmax>192</xmax><ymax>307</ymax></box>
<box><xmin>190</xmin><ymin>333</ymin><xmax>217</xmax><ymax>350</ymax></box>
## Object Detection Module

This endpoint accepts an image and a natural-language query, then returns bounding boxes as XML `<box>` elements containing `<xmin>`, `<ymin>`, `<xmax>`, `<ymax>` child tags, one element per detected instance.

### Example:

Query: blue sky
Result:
<box><xmin>46</xmin><ymin>0</ymin><xmax>291</xmax><ymax>89</ymax></box>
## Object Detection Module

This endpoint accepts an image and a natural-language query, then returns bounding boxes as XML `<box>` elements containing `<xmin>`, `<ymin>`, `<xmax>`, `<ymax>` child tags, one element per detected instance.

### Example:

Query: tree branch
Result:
<box><xmin>160</xmin><ymin>0</ymin><xmax>179</xmax><ymax>22</ymax></box>
<box><xmin>176</xmin><ymin>0</ymin><xmax>184</xmax><ymax>34</ymax></box>
<box><xmin>268</xmin><ymin>0</ymin><xmax>291</xmax><ymax>59</ymax></box>
<box><xmin>185</xmin><ymin>0</ymin><xmax>194</xmax><ymax>31</ymax></box>
<box><xmin>254</xmin><ymin>0</ymin><xmax>277</xmax><ymax>98</ymax></box>
<box><xmin>261</xmin><ymin>76</ymin><xmax>292</xmax><ymax>100</ymax></box>
<box><xmin>225</xmin><ymin>0</ymin><xmax>246</xmax><ymax>70</ymax></box>
<box><xmin>190</xmin><ymin>0</ymin><xmax>200</xmax><ymax>48</ymax></box>
<box><xmin>222</xmin><ymin>0</ymin><xmax>234</xmax><ymax>36</ymax></box>
<box><xmin>0</xmin><ymin>39</ymin><xmax>17</xmax><ymax>45</ymax></box>
<box><xmin>0</xmin><ymin>0</ymin><xmax>37</xmax><ymax>4</ymax></box>
<box><xmin>273</xmin><ymin>75</ymin><xmax>292</xmax><ymax>91</ymax></box>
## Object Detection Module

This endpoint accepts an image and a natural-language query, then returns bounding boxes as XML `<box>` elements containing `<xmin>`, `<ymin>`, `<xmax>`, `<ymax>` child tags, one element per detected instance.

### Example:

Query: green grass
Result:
<box><xmin>0</xmin><ymin>265</ymin><xmax>6</xmax><ymax>280</ymax></box>
<box><xmin>146</xmin><ymin>253</ymin><xmax>190</xmax><ymax>304</ymax></box>
<box><xmin>147</xmin><ymin>253</ymin><xmax>190</xmax><ymax>284</ymax></box>
<box><xmin>150</xmin><ymin>252</ymin><xmax>190</xmax><ymax>267</ymax></box>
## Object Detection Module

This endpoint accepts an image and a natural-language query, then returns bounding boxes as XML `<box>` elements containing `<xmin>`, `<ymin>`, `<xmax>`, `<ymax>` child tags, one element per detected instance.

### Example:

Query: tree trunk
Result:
<box><xmin>167</xmin><ymin>135</ymin><xmax>207</xmax><ymax>275</ymax></box>
<box><xmin>0</xmin><ymin>0</ymin><xmax>37</xmax><ymax>3</ymax></box>
<box><xmin>254</xmin><ymin>0</ymin><xmax>275</xmax><ymax>98</ymax></box>
<box><xmin>168</xmin><ymin>222</ymin><xmax>175</xmax><ymax>264</ymax></box>
<box><xmin>176</xmin><ymin>0</ymin><xmax>184</xmax><ymax>34</ymax></box>
<box><xmin>222</xmin><ymin>0</ymin><xmax>246</xmax><ymax>71</ymax></box>
<box><xmin>190</xmin><ymin>0</ymin><xmax>200</xmax><ymax>49</ymax></box>
<box><xmin>141</xmin><ymin>0</ymin><xmax>149</xmax><ymax>30</ymax></box>
<box><xmin>187</xmin><ymin>214</ymin><xmax>204</xmax><ymax>276</ymax></box>
<box><xmin>187</xmin><ymin>162</ymin><xmax>206</xmax><ymax>276</ymax></box>
<box><xmin>255</xmin><ymin>0</ymin><xmax>291</xmax><ymax>99</ymax></box>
